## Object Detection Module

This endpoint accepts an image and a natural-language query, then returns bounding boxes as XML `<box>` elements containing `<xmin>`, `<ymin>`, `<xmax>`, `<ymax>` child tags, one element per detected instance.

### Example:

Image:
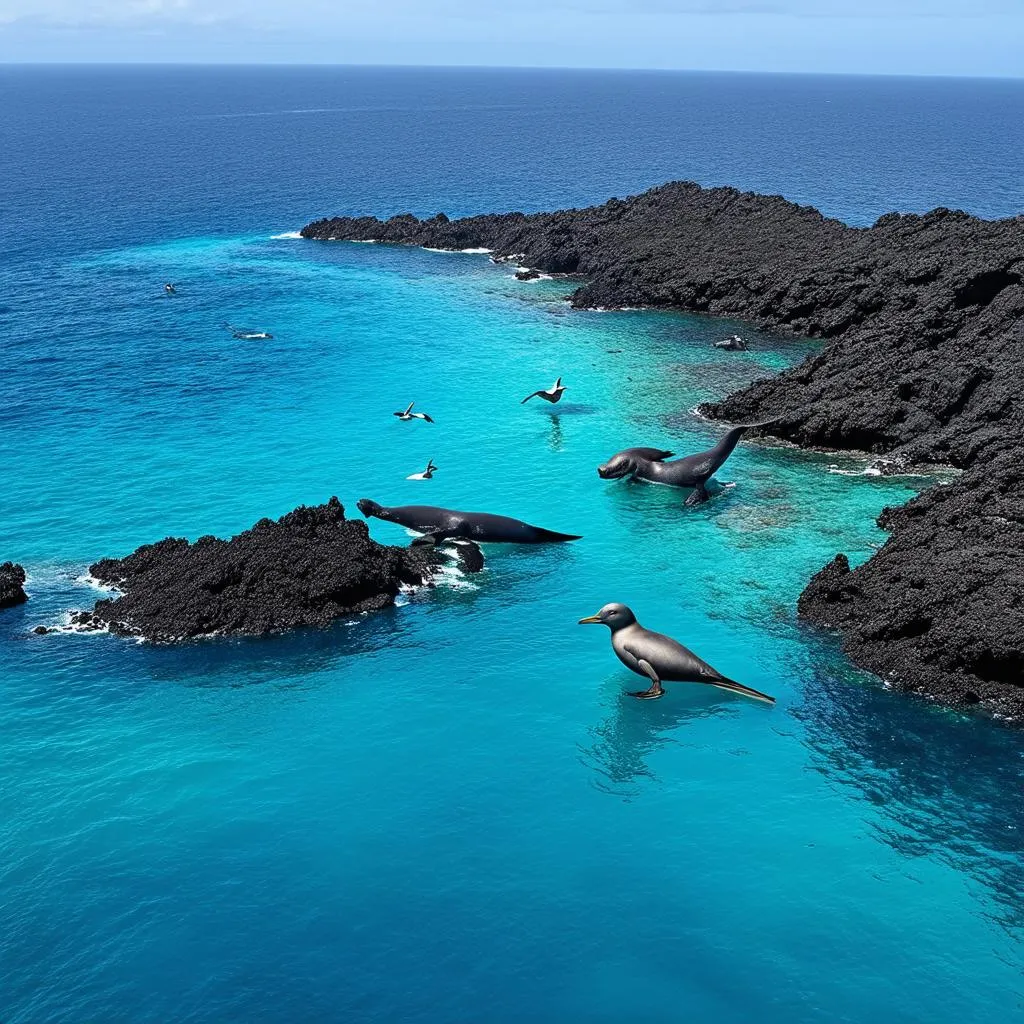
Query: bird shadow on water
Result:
<box><xmin>532</xmin><ymin>402</ymin><xmax>598</xmax><ymax>417</ymax></box>
<box><xmin>577</xmin><ymin>676</ymin><xmax>738</xmax><ymax>800</ymax></box>
<box><xmin>546</xmin><ymin>414</ymin><xmax>563</xmax><ymax>451</ymax></box>
<box><xmin>792</xmin><ymin>641</ymin><xmax>1024</xmax><ymax>937</ymax></box>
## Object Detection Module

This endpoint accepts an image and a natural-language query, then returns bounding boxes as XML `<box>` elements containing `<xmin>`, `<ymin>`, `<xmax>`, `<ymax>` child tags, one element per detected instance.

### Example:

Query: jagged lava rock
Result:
<box><xmin>0</xmin><ymin>562</ymin><xmax>28</xmax><ymax>609</ymax></box>
<box><xmin>81</xmin><ymin>498</ymin><xmax>461</xmax><ymax>642</ymax></box>
<box><xmin>799</xmin><ymin>449</ymin><xmax>1024</xmax><ymax>717</ymax></box>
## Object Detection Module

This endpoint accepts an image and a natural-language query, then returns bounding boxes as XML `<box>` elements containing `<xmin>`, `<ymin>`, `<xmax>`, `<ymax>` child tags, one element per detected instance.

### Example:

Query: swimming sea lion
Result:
<box><xmin>357</xmin><ymin>499</ymin><xmax>581</xmax><ymax>545</ymax></box>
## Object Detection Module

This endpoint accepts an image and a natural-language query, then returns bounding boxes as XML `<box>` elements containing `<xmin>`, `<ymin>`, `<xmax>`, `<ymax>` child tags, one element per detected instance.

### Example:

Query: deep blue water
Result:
<box><xmin>2</xmin><ymin>66</ymin><xmax>1024</xmax><ymax>1024</ymax></box>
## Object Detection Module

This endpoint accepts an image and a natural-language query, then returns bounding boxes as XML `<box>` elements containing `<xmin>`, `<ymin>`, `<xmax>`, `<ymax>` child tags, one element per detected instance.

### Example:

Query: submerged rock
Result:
<box><xmin>0</xmin><ymin>562</ymin><xmax>28</xmax><ymax>609</ymax></box>
<box><xmin>304</xmin><ymin>182</ymin><xmax>1024</xmax><ymax>714</ymax></box>
<box><xmin>78</xmin><ymin>498</ymin><xmax>470</xmax><ymax>643</ymax></box>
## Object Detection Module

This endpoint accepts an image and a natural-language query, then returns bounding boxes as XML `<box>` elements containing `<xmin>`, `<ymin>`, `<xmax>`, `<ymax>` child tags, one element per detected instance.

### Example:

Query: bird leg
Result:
<box><xmin>630</xmin><ymin>682</ymin><xmax>665</xmax><ymax>700</ymax></box>
<box><xmin>629</xmin><ymin>659</ymin><xmax>665</xmax><ymax>700</ymax></box>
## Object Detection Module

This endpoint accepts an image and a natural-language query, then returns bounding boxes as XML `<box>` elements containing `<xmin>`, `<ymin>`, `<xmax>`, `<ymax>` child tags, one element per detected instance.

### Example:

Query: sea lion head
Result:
<box><xmin>597</xmin><ymin>452</ymin><xmax>637</xmax><ymax>480</ymax></box>
<box><xmin>356</xmin><ymin>498</ymin><xmax>384</xmax><ymax>519</ymax></box>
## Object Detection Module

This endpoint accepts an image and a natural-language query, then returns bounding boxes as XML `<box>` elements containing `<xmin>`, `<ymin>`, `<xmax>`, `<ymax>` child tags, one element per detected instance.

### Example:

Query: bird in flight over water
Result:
<box><xmin>394</xmin><ymin>402</ymin><xmax>435</xmax><ymax>423</ymax></box>
<box><xmin>521</xmin><ymin>376</ymin><xmax>567</xmax><ymax>404</ymax></box>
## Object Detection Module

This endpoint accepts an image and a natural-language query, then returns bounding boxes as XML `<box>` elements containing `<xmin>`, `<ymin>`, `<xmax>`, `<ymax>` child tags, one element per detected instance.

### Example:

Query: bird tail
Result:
<box><xmin>712</xmin><ymin>676</ymin><xmax>775</xmax><ymax>705</ymax></box>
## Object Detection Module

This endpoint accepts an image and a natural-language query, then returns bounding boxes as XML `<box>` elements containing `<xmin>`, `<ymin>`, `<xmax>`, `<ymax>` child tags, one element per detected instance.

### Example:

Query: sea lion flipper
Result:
<box><xmin>411</xmin><ymin>532</ymin><xmax>450</xmax><ymax>547</ymax></box>
<box><xmin>684</xmin><ymin>482</ymin><xmax>710</xmax><ymax>507</ymax></box>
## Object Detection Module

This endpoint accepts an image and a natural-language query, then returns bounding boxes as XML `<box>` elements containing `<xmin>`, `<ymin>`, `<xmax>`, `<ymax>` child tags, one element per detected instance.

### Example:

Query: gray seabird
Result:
<box><xmin>578</xmin><ymin>602</ymin><xmax>775</xmax><ymax>703</ymax></box>
<box><xmin>521</xmin><ymin>376</ymin><xmax>567</xmax><ymax>405</ymax></box>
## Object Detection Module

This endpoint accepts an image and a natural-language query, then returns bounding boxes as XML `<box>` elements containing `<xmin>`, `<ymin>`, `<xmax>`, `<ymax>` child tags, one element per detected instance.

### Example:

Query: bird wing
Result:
<box><xmin>552</xmin><ymin>377</ymin><xmax>562</xmax><ymax>389</ymax></box>
<box><xmin>521</xmin><ymin>391</ymin><xmax>541</xmax><ymax>404</ymax></box>
<box><xmin>405</xmin><ymin>402</ymin><xmax>415</xmax><ymax>414</ymax></box>
<box><xmin>635</xmin><ymin>658</ymin><xmax>661</xmax><ymax>685</ymax></box>
<box><xmin>417</xmin><ymin>412</ymin><xmax>435</xmax><ymax>423</ymax></box>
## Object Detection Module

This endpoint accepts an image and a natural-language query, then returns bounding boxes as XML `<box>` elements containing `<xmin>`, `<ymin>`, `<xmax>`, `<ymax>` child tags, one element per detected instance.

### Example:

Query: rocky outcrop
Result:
<box><xmin>304</xmin><ymin>183</ymin><xmax>1024</xmax><ymax>715</ymax></box>
<box><xmin>75</xmin><ymin>498</ymin><xmax>479</xmax><ymax>643</ymax></box>
<box><xmin>798</xmin><ymin>450</ymin><xmax>1024</xmax><ymax>716</ymax></box>
<box><xmin>0</xmin><ymin>562</ymin><xmax>28</xmax><ymax>609</ymax></box>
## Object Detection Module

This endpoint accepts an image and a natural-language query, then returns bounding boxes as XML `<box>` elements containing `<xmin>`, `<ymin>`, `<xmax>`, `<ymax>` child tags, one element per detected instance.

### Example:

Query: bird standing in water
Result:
<box><xmin>407</xmin><ymin>459</ymin><xmax>438</xmax><ymax>480</ymax></box>
<box><xmin>578</xmin><ymin>603</ymin><xmax>774</xmax><ymax>703</ymax></box>
<box><xmin>394</xmin><ymin>402</ymin><xmax>435</xmax><ymax>423</ymax></box>
<box><xmin>521</xmin><ymin>376</ymin><xmax>567</xmax><ymax>405</ymax></box>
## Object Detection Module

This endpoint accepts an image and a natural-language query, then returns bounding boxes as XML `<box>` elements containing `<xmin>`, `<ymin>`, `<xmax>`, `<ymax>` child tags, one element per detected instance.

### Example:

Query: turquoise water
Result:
<box><xmin>3</xmin><ymin>67</ymin><xmax>1024</xmax><ymax>1023</ymax></box>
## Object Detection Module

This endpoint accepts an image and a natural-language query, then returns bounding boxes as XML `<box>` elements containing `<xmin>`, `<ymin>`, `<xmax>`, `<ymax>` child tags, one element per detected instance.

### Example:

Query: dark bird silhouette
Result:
<box><xmin>394</xmin><ymin>402</ymin><xmax>434</xmax><ymax>423</ymax></box>
<box><xmin>521</xmin><ymin>376</ymin><xmax>567</xmax><ymax>405</ymax></box>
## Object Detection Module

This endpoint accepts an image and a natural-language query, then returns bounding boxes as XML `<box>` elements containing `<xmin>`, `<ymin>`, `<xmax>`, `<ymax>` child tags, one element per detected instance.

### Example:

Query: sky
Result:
<box><xmin>0</xmin><ymin>0</ymin><xmax>1022</xmax><ymax>77</ymax></box>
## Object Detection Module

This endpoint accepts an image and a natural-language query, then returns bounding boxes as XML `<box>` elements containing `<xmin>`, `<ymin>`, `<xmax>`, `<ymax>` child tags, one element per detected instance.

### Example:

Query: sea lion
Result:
<box><xmin>578</xmin><ymin>602</ymin><xmax>774</xmax><ymax>703</ymax></box>
<box><xmin>597</xmin><ymin>423</ymin><xmax>771</xmax><ymax>505</ymax></box>
<box><xmin>357</xmin><ymin>499</ymin><xmax>581</xmax><ymax>545</ymax></box>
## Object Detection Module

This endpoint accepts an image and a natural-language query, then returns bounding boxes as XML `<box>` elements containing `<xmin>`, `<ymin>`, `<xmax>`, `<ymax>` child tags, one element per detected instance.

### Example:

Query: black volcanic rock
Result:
<box><xmin>303</xmin><ymin>182</ymin><xmax>1024</xmax><ymax>714</ymax></box>
<box><xmin>0</xmin><ymin>562</ymin><xmax>28</xmax><ymax>609</ymax></box>
<box><xmin>798</xmin><ymin>451</ymin><xmax>1024</xmax><ymax>716</ymax></box>
<box><xmin>79</xmin><ymin>498</ymin><xmax>463</xmax><ymax>642</ymax></box>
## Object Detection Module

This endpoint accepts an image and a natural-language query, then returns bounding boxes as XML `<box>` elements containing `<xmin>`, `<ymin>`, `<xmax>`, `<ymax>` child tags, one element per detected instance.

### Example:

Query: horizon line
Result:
<box><xmin>0</xmin><ymin>60</ymin><xmax>1021</xmax><ymax>82</ymax></box>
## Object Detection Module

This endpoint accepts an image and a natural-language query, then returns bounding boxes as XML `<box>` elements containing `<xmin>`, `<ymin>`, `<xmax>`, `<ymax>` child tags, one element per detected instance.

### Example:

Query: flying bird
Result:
<box><xmin>521</xmin><ymin>376</ymin><xmax>567</xmax><ymax>405</ymax></box>
<box><xmin>394</xmin><ymin>402</ymin><xmax>434</xmax><ymax>423</ymax></box>
<box><xmin>407</xmin><ymin>459</ymin><xmax>439</xmax><ymax>480</ymax></box>
<box><xmin>578</xmin><ymin>602</ymin><xmax>775</xmax><ymax>704</ymax></box>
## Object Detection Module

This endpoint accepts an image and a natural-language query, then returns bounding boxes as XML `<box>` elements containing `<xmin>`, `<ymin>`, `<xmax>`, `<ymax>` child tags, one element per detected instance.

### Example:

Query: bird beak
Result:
<box><xmin>577</xmin><ymin>614</ymin><xmax>602</xmax><ymax>624</ymax></box>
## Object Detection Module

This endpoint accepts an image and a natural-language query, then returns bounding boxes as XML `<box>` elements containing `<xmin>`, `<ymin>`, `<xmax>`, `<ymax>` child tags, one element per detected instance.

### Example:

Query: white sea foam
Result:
<box><xmin>75</xmin><ymin>572</ymin><xmax>122</xmax><ymax>594</ymax></box>
<box><xmin>270</xmin><ymin>230</ymin><xmax>302</xmax><ymax>240</ymax></box>
<box><xmin>422</xmin><ymin>246</ymin><xmax>492</xmax><ymax>255</ymax></box>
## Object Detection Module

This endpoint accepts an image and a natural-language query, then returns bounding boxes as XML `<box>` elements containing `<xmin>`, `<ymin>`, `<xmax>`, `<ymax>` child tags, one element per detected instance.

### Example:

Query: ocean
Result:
<box><xmin>1</xmin><ymin>65</ymin><xmax>1023</xmax><ymax>1023</ymax></box>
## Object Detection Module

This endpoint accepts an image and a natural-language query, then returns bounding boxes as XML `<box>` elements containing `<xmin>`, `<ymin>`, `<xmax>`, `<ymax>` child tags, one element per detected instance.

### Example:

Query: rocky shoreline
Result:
<box><xmin>303</xmin><ymin>182</ymin><xmax>1024</xmax><ymax>716</ymax></box>
<box><xmin>62</xmin><ymin>498</ymin><xmax>479</xmax><ymax>643</ymax></box>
